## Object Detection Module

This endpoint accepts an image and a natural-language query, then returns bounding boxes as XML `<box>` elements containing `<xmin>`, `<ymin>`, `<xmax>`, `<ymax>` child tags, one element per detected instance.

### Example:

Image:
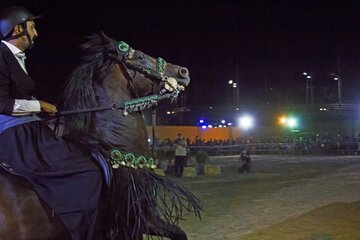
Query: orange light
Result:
<box><xmin>278</xmin><ymin>116</ymin><xmax>288</xmax><ymax>125</ymax></box>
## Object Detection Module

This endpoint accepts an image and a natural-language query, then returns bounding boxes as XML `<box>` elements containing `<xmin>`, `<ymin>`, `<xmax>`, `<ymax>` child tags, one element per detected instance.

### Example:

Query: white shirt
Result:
<box><xmin>1</xmin><ymin>40</ymin><xmax>41</xmax><ymax>115</ymax></box>
<box><xmin>175</xmin><ymin>138</ymin><xmax>187</xmax><ymax>156</ymax></box>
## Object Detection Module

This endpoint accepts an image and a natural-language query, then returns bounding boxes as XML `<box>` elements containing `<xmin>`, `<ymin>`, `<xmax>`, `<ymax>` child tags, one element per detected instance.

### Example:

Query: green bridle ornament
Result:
<box><xmin>116</xmin><ymin>41</ymin><xmax>167</xmax><ymax>81</ymax></box>
<box><xmin>110</xmin><ymin>149</ymin><xmax>156</xmax><ymax>169</ymax></box>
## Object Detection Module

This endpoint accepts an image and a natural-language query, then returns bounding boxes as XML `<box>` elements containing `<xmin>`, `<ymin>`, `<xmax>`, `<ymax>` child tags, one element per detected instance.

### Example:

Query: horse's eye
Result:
<box><xmin>138</xmin><ymin>54</ymin><xmax>145</xmax><ymax>61</ymax></box>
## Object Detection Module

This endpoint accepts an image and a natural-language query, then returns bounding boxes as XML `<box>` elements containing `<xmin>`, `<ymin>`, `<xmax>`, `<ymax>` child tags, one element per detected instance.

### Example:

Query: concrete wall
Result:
<box><xmin>147</xmin><ymin>126</ymin><xmax>242</xmax><ymax>142</ymax></box>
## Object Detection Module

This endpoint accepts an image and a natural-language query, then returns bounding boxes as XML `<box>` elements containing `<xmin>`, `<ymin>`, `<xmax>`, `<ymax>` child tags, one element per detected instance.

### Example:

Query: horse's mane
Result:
<box><xmin>63</xmin><ymin>32</ymin><xmax>118</xmax><ymax>138</ymax></box>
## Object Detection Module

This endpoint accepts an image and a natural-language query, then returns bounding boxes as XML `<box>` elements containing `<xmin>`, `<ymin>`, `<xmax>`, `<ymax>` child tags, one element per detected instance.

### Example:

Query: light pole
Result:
<box><xmin>228</xmin><ymin>80</ymin><xmax>238</xmax><ymax>105</ymax></box>
<box><xmin>302</xmin><ymin>72</ymin><xmax>313</xmax><ymax>104</ymax></box>
<box><xmin>329</xmin><ymin>72</ymin><xmax>343</xmax><ymax>134</ymax></box>
<box><xmin>234</xmin><ymin>82</ymin><xmax>239</xmax><ymax>106</ymax></box>
<box><xmin>329</xmin><ymin>73</ymin><xmax>342</xmax><ymax>109</ymax></box>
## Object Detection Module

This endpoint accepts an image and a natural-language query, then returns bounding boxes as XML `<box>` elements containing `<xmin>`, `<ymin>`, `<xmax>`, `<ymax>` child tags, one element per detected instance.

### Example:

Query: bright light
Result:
<box><xmin>334</xmin><ymin>77</ymin><xmax>339</xmax><ymax>81</ymax></box>
<box><xmin>233</xmin><ymin>83</ymin><xmax>237</xmax><ymax>88</ymax></box>
<box><xmin>307</xmin><ymin>76</ymin><xmax>311</xmax><ymax>79</ymax></box>
<box><xmin>238</xmin><ymin>115</ymin><xmax>254</xmax><ymax>130</ymax></box>
<box><xmin>199</xmin><ymin>119</ymin><xmax>204</xmax><ymax>123</ymax></box>
<box><xmin>303</xmin><ymin>72</ymin><xmax>307</xmax><ymax>75</ymax></box>
<box><xmin>221</xmin><ymin>120</ymin><xmax>225</xmax><ymax>124</ymax></box>
<box><xmin>228</xmin><ymin>80</ymin><xmax>233</xmax><ymax>84</ymax></box>
<box><xmin>287</xmin><ymin>117</ymin><xmax>297</xmax><ymax>128</ymax></box>
<box><xmin>208</xmin><ymin>125</ymin><xmax>213</xmax><ymax>128</ymax></box>
<box><xmin>279</xmin><ymin>117</ymin><xmax>287</xmax><ymax>125</ymax></box>
<box><xmin>278</xmin><ymin>115</ymin><xmax>299</xmax><ymax>129</ymax></box>
<box><xmin>201</xmin><ymin>125</ymin><xmax>207</xmax><ymax>129</ymax></box>
<box><xmin>227</xmin><ymin>122</ymin><xmax>233</xmax><ymax>126</ymax></box>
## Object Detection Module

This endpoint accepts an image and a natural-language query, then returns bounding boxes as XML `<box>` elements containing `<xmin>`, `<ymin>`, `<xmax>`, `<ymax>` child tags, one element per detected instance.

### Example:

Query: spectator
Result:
<box><xmin>174</xmin><ymin>133</ymin><xmax>187</xmax><ymax>177</ymax></box>
<box><xmin>238</xmin><ymin>150</ymin><xmax>251</xmax><ymax>173</ymax></box>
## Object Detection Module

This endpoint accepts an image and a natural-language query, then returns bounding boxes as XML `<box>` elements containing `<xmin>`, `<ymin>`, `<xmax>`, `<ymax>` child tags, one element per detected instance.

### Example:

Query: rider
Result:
<box><xmin>0</xmin><ymin>6</ymin><xmax>102</xmax><ymax>240</ymax></box>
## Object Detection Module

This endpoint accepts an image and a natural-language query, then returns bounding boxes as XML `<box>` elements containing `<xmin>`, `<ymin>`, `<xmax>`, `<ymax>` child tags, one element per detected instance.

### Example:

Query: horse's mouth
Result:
<box><xmin>164</xmin><ymin>77</ymin><xmax>188</xmax><ymax>92</ymax></box>
<box><xmin>162</xmin><ymin>67</ymin><xmax>189</xmax><ymax>92</ymax></box>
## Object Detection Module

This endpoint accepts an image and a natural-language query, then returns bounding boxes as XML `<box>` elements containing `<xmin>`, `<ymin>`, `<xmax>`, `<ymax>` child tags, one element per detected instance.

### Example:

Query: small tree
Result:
<box><xmin>156</xmin><ymin>148</ymin><xmax>175</xmax><ymax>168</ymax></box>
<box><xmin>195</xmin><ymin>150</ymin><xmax>208</xmax><ymax>175</ymax></box>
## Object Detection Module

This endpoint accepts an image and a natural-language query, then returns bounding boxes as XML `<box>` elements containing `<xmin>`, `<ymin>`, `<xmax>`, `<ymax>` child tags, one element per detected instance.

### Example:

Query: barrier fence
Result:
<box><xmin>156</xmin><ymin>142</ymin><xmax>360</xmax><ymax>156</ymax></box>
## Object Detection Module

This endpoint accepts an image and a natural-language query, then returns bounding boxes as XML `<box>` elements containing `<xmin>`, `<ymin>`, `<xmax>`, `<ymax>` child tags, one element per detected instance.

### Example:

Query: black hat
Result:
<box><xmin>0</xmin><ymin>6</ymin><xmax>42</xmax><ymax>38</ymax></box>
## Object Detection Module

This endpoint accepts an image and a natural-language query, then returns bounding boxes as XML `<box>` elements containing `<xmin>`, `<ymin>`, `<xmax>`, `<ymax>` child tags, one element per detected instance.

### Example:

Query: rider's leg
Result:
<box><xmin>0</xmin><ymin>122</ymin><xmax>103</xmax><ymax>240</ymax></box>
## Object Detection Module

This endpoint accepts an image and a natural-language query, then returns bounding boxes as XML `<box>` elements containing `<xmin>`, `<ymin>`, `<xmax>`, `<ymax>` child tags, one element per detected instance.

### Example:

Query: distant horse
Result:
<box><xmin>0</xmin><ymin>32</ymin><xmax>201</xmax><ymax>239</ymax></box>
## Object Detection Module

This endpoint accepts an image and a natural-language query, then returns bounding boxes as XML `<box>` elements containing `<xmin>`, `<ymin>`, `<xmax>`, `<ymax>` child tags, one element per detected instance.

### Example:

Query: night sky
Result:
<box><xmin>1</xmin><ymin>0</ymin><xmax>360</xmax><ymax>107</ymax></box>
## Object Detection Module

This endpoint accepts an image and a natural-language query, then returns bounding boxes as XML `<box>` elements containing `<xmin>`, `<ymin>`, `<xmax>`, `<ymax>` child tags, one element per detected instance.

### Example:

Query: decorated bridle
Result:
<box><xmin>115</xmin><ymin>41</ymin><xmax>181</xmax><ymax>98</ymax></box>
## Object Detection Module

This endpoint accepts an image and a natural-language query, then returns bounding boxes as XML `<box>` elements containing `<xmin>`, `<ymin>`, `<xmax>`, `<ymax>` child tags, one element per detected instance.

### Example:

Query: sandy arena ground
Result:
<box><xmin>167</xmin><ymin>155</ymin><xmax>360</xmax><ymax>240</ymax></box>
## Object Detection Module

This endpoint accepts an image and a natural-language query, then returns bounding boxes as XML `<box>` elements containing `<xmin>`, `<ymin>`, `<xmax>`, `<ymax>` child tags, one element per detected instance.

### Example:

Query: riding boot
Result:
<box><xmin>58</xmin><ymin>208</ymin><xmax>99</xmax><ymax>240</ymax></box>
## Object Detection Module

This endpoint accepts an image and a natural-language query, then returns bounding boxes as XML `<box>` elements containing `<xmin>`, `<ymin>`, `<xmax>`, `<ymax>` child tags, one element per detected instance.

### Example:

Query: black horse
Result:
<box><xmin>0</xmin><ymin>32</ymin><xmax>201</xmax><ymax>239</ymax></box>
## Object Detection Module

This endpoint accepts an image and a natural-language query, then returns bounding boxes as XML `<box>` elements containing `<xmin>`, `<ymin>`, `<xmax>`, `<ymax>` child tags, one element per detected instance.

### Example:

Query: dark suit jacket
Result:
<box><xmin>0</xmin><ymin>42</ymin><xmax>36</xmax><ymax>115</ymax></box>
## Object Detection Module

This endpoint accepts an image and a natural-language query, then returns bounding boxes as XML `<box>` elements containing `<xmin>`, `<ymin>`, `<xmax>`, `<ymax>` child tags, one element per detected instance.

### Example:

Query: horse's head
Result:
<box><xmin>108</xmin><ymin>35</ymin><xmax>190</xmax><ymax>98</ymax></box>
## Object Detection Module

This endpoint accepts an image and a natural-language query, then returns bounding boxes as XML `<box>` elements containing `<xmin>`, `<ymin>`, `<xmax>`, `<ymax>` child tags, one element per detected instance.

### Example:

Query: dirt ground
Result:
<box><xmin>170</xmin><ymin>155</ymin><xmax>360</xmax><ymax>240</ymax></box>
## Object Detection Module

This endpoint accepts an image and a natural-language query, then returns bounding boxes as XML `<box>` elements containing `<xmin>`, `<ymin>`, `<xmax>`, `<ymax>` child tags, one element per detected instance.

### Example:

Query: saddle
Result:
<box><xmin>90</xmin><ymin>150</ymin><xmax>113</xmax><ymax>186</ymax></box>
<box><xmin>0</xmin><ymin>144</ymin><xmax>113</xmax><ymax>187</ymax></box>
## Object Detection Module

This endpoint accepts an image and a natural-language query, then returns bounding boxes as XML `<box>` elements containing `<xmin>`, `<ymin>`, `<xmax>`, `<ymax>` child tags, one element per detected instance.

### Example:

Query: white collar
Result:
<box><xmin>1</xmin><ymin>40</ymin><xmax>24</xmax><ymax>55</ymax></box>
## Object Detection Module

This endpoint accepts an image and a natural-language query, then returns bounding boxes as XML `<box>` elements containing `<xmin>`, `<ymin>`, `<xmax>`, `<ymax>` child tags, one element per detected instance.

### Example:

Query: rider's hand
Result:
<box><xmin>39</xmin><ymin>100</ymin><xmax>58</xmax><ymax>116</ymax></box>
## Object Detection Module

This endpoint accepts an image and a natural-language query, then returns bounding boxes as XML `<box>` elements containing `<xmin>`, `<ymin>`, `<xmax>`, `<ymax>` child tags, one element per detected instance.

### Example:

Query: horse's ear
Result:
<box><xmin>99</xmin><ymin>31</ymin><xmax>106</xmax><ymax>38</ymax></box>
<box><xmin>99</xmin><ymin>31</ymin><xmax>111</xmax><ymax>42</ymax></box>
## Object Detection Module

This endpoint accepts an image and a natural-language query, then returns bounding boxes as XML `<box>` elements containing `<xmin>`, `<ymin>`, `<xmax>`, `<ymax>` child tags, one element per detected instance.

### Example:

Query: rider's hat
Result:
<box><xmin>0</xmin><ymin>6</ymin><xmax>42</xmax><ymax>39</ymax></box>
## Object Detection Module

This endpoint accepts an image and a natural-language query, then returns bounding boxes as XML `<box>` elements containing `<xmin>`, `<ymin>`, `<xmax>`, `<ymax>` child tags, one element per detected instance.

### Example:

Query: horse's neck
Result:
<box><xmin>93</xmin><ymin>67</ymin><xmax>150</xmax><ymax>156</ymax></box>
<box><xmin>95</xmin><ymin>111</ymin><xmax>149</xmax><ymax>155</ymax></box>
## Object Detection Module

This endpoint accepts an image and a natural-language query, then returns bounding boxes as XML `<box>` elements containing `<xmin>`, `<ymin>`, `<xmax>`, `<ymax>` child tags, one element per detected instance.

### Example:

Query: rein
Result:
<box><xmin>58</xmin><ymin>91</ymin><xmax>178</xmax><ymax>116</ymax></box>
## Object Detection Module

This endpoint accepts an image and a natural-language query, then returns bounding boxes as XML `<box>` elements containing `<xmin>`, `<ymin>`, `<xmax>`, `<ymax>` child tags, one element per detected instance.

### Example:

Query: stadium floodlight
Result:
<box><xmin>238</xmin><ymin>114</ymin><xmax>254</xmax><ymax>130</ymax></box>
<box><xmin>278</xmin><ymin>115</ymin><xmax>299</xmax><ymax>129</ymax></box>
<box><xmin>287</xmin><ymin>117</ymin><xmax>297</xmax><ymax>128</ymax></box>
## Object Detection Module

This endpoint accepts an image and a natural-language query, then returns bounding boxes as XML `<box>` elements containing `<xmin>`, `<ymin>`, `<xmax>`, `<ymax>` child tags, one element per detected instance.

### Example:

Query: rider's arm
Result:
<box><xmin>0</xmin><ymin>55</ymin><xmax>56</xmax><ymax>116</ymax></box>
<box><xmin>11</xmin><ymin>99</ymin><xmax>41</xmax><ymax>116</ymax></box>
<box><xmin>13</xmin><ymin>99</ymin><xmax>58</xmax><ymax>115</ymax></box>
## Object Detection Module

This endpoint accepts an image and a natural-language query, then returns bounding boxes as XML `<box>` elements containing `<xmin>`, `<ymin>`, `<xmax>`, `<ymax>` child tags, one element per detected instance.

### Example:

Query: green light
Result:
<box><xmin>287</xmin><ymin>117</ymin><xmax>297</xmax><ymax>128</ymax></box>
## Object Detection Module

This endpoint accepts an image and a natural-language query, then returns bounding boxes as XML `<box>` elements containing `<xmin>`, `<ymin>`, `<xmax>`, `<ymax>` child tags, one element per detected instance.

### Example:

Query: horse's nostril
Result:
<box><xmin>178</xmin><ymin>67</ymin><xmax>189</xmax><ymax>78</ymax></box>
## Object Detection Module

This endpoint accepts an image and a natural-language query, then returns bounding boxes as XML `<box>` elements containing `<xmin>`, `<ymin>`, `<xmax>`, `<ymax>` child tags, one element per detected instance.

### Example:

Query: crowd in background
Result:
<box><xmin>154</xmin><ymin>133</ymin><xmax>360</xmax><ymax>155</ymax></box>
